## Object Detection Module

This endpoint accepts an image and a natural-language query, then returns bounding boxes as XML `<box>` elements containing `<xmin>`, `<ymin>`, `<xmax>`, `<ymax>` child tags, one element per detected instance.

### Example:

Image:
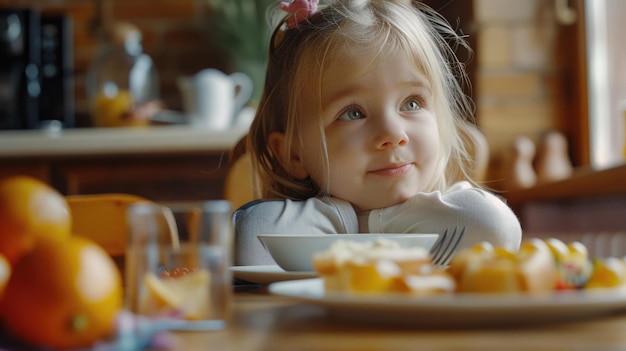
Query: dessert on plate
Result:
<box><xmin>447</xmin><ymin>238</ymin><xmax>558</xmax><ymax>293</ymax></box>
<box><xmin>312</xmin><ymin>236</ymin><xmax>625</xmax><ymax>295</ymax></box>
<box><xmin>312</xmin><ymin>238</ymin><xmax>455</xmax><ymax>295</ymax></box>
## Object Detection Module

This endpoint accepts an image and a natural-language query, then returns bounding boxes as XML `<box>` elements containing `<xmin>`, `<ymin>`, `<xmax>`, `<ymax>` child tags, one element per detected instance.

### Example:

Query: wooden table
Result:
<box><xmin>171</xmin><ymin>286</ymin><xmax>626</xmax><ymax>351</ymax></box>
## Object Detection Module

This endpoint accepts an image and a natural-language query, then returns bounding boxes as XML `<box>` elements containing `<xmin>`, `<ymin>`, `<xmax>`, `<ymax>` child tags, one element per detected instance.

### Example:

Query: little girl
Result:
<box><xmin>234</xmin><ymin>0</ymin><xmax>522</xmax><ymax>266</ymax></box>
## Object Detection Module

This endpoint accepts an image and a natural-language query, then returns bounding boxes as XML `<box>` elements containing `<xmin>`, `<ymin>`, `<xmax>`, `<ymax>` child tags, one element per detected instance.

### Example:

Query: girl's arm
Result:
<box><xmin>368</xmin><ymin>182</ymin><xmax>522</xmax><ymax>252</ymax></box>
<box><xmin>233</xmin><ymin>197</ymin><xmax>358</xmax><ymax>265</ymax></box>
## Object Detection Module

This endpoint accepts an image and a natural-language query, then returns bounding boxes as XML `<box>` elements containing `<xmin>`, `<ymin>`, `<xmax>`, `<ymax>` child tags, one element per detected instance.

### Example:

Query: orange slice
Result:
<box><xmin>586</xmin><ymin>258</ymin><xmax>626</xmax><ymax>289</ymax></box>
<box><xmin>142</xmin><ymin>268</ymin><xmax>211</xmax><ymax>319</ymax></box>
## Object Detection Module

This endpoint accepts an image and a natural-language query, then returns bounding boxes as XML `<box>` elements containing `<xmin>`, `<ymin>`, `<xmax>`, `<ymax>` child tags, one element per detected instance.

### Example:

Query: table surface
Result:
<box><xmin>171</xmin><ymin>285</ymin><xmax>626</xmax><ymax>351</ymax></box>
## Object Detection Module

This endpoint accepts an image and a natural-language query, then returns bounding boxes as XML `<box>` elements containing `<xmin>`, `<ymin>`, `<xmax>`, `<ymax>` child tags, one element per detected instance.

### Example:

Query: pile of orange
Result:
<box><xmin>0</xmin><ymin>175</ymin><xmax>122</xmax><ymax>349</ymax></box>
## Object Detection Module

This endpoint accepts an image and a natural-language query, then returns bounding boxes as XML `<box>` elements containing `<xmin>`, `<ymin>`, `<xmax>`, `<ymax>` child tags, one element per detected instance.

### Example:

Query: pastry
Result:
<box><xmin>449</xmin><ymin>238</ymin><xmax>559</xmax><ymax>294</ymax></box>
<box><xmin>312</xmin><ymin>239</ymin><xmax>455</xmax><ymax>295</ymax></box>
<box><xmin>544</xmin><ymin>238</ymin><xmax>593</xmax><ymax>289</ymax></box>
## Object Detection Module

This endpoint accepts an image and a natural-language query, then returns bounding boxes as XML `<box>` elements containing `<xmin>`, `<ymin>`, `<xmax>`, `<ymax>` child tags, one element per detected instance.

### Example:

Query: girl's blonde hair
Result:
<box><xmin>248</xmin><ymin>0</ymin><xmax>478</xmax><ymax>200</ymax></box>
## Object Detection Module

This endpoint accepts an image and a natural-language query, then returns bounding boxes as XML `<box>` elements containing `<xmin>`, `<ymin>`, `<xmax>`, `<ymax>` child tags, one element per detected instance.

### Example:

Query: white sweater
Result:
<box><xmin>233</xmin><ymin>181</ymin><xmax>522</xmax><ymax>266</ymax></box>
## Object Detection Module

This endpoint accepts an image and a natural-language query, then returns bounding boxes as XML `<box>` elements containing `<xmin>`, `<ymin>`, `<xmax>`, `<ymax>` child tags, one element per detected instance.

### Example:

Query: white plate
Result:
<box><xmin>231</xmin><ymin>265</ymin><xmax>317</xmax><ymax>285</ymax></box>
<box><xmin>269</xmin><ymin>278</ymin><xmax>626</xmax><ymax>327</ymax></box>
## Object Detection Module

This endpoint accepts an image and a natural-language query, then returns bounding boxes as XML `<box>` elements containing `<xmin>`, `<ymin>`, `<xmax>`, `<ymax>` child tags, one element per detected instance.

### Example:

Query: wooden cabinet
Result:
<box><xmin>0</xmin><ymin>151</ymin><xmax>231</xmax><ymax>202</ymax></box>
<box><xmin>0</xmin><ymin>160</ymin><xmax>51</xmax><ymax>183</ymax></box>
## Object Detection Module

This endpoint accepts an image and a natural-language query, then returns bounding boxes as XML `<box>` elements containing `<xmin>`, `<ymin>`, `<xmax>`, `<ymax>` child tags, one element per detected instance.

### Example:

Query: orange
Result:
<box><xmin>0</xmin><ymin>236</ymin><xmax>122</xmax><ymax>349</ymax></box>
<box><xmin>0</xmin><ymin>254</ymin><xmax>10</xmax><ymax>298</ymax></box>
<box><xmin>0</xmin><ymin>176</ymin><xmax>71</xmax><ymax>265</ymax></box>
<box><xmin>91</xmin><ymin>90</ymin><xmax>134</xmax><ymax>127</ymax></box>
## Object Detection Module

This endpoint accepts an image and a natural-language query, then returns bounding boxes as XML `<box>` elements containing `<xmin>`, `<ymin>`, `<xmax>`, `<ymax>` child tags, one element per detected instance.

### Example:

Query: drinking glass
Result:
<box><xmin>125</xmin><ymin>201</ymin><xmax>232</xmax><ymax>330</ymax></box>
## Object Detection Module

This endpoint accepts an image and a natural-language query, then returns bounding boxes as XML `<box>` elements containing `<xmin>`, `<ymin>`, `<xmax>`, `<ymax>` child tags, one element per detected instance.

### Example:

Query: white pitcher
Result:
<box><xmin>178</xmin><ymin>69</ymin><xmax>253</xmax><ymax>130</ymax></box>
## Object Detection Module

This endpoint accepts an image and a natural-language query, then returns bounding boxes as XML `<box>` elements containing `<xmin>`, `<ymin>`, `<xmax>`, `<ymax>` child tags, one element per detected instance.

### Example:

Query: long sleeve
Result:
<box><xmin>368</xmin><ymin>182</ymin><xmax>522</xmax><ymax>252</ymax></box>
<box><xmin>233</xmin><ymin>197</ymin><xmax>359</xmax><ymax>265</ymax></box>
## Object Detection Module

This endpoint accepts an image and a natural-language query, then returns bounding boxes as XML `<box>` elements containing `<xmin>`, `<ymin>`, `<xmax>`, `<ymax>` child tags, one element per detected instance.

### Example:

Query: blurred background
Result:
<box><xmin>3</xmin><ymin>0</ymin><xmax>622</xmax><ymax>168</ymax></box>
<box><xmin>0</xmin><ymin>0</ymin><xmax>625</xmax><ymax>233</ymax></box>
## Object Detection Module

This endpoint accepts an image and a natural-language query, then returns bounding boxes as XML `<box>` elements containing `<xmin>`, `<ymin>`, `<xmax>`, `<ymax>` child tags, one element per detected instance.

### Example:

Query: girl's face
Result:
<box><xmin>297</xmin><ymin>48</ymin><xmax>440</xmax><ymax>211</ymax></box>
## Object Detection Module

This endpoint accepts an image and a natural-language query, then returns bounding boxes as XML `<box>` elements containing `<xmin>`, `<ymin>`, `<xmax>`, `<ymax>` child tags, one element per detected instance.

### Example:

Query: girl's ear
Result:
<box><xmin>268</xmin><ymin>132</ymin><xmax>309</xmax><ymax>180</ymax></box>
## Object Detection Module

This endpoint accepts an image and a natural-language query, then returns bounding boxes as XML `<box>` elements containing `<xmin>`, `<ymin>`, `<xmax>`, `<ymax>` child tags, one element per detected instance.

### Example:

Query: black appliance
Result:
<box><xmin>0</xmin><ymin>8</ymin><xmax>74</xmax><ymax>130</ymax></box>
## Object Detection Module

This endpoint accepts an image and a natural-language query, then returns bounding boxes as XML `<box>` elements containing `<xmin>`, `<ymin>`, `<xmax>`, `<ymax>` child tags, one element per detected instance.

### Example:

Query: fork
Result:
<box><xmin>429</xmin><ymin>227</ymin><xmax>466</xmax><ymax>267</ymax></box>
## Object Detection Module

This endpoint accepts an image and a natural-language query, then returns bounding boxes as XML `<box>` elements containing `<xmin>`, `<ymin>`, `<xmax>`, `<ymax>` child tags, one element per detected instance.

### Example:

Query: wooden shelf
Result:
<box><xmin>504</xmin><ymin>163</ymin><xmax>626</xmax><ymax>205</ymax></box>
<box><xmin>503</xmin><ymin>163</ymin><xmax>626</xmax><ymax>232</ymax></box>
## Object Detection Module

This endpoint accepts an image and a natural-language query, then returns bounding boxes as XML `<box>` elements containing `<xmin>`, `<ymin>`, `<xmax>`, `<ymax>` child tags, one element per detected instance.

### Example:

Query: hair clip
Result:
<box><xmin>280</xmin><ymin>0</ymin><xmax>319</xmax><ymax>29</ymax></box>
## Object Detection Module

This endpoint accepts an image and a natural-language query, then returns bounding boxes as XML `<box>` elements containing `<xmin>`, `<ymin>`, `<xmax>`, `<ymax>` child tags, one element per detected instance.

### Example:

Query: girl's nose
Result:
<box><xmin>375</xmin><ymin>114</ymin><xmax>408</xmax><ymax>149</ymax></box>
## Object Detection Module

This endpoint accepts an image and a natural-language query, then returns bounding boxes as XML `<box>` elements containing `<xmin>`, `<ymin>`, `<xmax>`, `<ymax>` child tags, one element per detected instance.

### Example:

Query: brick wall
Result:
<box><xmin>2</xmin><ymin>0</ymin><xmax>229</xmax><ymax>125</ymax></box>
<box><xmin>474</xmin><ymin>0</ymin><xmax>564</xmax><ymax>178</ymax></box>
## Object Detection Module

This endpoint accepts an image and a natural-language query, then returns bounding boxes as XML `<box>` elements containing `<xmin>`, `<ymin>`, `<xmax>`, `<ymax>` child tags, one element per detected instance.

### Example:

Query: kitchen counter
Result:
<box><xmin>0</xmin><ymin>126</ymin><xmax>248</xmax><ymax>158</ymax></box>
<box><xmin>0</xmin><ymin>126</ymin><xmax>249</xmax><ymax>201</ymax></box>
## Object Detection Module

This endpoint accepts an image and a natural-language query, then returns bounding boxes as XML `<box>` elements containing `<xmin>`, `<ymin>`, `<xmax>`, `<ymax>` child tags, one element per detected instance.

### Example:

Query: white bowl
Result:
<box><xmin>258</xmin><ymin>233</ymin><xmax>439</xmax><ymax>272</ymax></box>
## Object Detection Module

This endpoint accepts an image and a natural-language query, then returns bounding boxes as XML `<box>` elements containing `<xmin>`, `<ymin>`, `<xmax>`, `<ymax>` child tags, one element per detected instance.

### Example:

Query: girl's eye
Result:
<box><xmin>401</xmin><ymin>98</ymin><xmax>423</xmax><ymax>112</ymax></box>
<box><xmin>337</xmin><ymin>108</ymin><xmax>365</xmax><ymax>121</ymax></box>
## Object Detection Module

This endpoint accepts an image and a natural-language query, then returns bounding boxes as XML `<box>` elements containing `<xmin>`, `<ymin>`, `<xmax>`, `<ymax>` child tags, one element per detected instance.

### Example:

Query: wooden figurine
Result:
<box><xmin>500</xmin><ymin>136</ymin><xmax>537</xmax><ymax>190</ymax></box>
<box><xmin>535</xmin><ymin>131</ymin><xmax>573</xmax><ymax>184</ymax></box>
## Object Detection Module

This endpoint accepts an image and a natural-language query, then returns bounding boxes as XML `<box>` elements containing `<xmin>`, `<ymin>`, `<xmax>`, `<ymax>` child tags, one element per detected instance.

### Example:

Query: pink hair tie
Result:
<box><xmin>280</xmin><ymin>0</ymin><xmax>319</xmax><ymax>29</ymax></box>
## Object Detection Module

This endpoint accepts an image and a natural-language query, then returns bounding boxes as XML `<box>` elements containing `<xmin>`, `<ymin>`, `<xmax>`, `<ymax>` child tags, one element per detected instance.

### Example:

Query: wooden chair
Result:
<box><xmin>66</xmin><ymin>193</ymin><xmax>149</xmax><ymax>256</ymax></box>
<box><xmin>66</xmin><ymin>193</ymin><xmax>150</xmax><ymax>284</ymax></box>
<box><xmin>224</xmin><ymin>135</ymin><xmax>259</xmax><ymax>211</ymax></box>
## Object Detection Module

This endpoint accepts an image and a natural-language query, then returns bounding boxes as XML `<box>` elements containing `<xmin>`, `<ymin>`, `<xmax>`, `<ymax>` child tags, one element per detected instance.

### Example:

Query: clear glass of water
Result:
<box><xmin>125</xmin><ymin>201</ymin><xmax>232</xmax><ymax>330</ymax></box>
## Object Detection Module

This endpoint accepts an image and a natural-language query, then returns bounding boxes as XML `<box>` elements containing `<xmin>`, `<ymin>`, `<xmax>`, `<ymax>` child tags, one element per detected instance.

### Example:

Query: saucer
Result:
<box><xmin>230</xmin><ymin>265</ymin><xmax>317</xmax><ymax>285</ymax></box>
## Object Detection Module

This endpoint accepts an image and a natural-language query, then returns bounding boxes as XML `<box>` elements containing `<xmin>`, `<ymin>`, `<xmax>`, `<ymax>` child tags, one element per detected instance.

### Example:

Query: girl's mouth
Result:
<box><xmin>369</xmin><ymin>163</ymin><xmax>413</xmax><ymax>176</ymax></box>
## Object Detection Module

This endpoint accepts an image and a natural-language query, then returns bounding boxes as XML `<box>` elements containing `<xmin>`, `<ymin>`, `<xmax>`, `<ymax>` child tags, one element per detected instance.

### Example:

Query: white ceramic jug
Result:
<box><xmin>178</xmin><ymin>69</ymin><xmax>253</xmax><ymax>130</ymax></box>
